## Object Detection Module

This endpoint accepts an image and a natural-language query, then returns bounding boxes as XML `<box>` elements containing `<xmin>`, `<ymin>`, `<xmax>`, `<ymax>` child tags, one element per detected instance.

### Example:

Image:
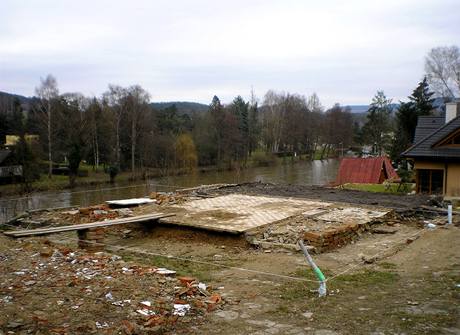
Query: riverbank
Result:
<box><xmin>0</xmin><ymin>155</ymin><xmax>338</xmax><ymax>198</ymax></box>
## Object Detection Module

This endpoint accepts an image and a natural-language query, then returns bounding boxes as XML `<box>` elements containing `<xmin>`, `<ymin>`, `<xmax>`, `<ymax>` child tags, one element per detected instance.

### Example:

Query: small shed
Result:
<box><xmin>335</xmin><ymin>156</ymin><xmax>399</xmax><ymax>185</ymax></box>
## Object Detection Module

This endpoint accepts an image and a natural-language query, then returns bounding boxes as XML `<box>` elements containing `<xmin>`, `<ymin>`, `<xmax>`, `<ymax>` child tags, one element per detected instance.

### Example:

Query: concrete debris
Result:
<box><xmin>249</xmin><ymin>207</ymin><xmax>393</xmax><ymax>253</ymax></box>
<box><xmin>173</xmin><ymin>303</ymin><xmax>191</xmax><ymax>316</ymax></box>
<box><xmin>0</xmin><ymin>240</ymin><xmax>224</xmax><ymax>333</ymax></box>
<box><xmin>149</xmin><ymin>192</ymin><xmax>185</xmax><ymax>205</ymax></box>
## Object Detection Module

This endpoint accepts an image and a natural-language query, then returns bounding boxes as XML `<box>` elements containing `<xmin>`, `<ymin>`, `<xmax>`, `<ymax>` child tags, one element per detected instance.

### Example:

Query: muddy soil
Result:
<box><xmin>214</xmin><ymin>183</ymin><xmax>433</xmax><ymax>210</ymax></box>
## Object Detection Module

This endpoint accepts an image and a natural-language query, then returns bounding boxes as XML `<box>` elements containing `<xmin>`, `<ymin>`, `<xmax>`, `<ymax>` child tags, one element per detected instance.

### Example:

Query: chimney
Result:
<box><xmin>445</xmin><ymin>102</ymin><xmax>460</xmax><ymax>124</ymax></box>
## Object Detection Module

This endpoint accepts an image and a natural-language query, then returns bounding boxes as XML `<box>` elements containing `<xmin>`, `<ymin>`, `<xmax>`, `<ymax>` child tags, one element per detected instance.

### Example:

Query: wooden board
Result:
<box><xmin>3</xmin><ymin>213</ymin><xmax>175</xmax><ymax>237</ymax></box>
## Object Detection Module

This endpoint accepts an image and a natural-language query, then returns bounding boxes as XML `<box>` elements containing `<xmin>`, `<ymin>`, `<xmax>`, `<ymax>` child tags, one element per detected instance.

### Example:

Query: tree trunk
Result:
<box><xmin>320</xmin><ymin>144</ymin><xmax>328</xmax><ymax>160</ymax></box>
<box><xmin>131</xmin><ymin>115</ymin><xmax>136</xmax><ymax>178</ymax></box>
<box><xmin>47</xmin><ymin>101</ymin><xmax>52</xmax><ymax>179</ymax></box>
<box><xmin>116</xmin><ymin>115</ymin><xmax>121</xmax><ymax>167</ymax></box>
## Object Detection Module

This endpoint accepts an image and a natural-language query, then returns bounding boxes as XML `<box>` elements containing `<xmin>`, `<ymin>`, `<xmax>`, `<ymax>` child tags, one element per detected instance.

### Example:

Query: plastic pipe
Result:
<box><xmin>298</xmin><ymin>240</ymin><xmax>327</xmax><ymax>297</ymax></box>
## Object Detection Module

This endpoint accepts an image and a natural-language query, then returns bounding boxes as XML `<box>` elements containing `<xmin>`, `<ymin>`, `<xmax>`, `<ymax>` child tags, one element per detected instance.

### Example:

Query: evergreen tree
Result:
<box><xmin>390</xmin><ymin>78</ymin><xmax>435</xmax><ymax>161</ymax></box>
<box><xmin>362</xmin><ymin>91</ymin><xmax>393</xmax><ymax>155</ymax></box>
<box><xmin>409</xmin><ymin>76</ymin><xmax>435</xmax><ymax>118</ymax></box>
<box><xmin>390</xmin><ymin>102</ymin><xmax>413</xmax><ymax>161</ymax></box>
<box><xmin>209</xmin><ymin>96</ymin><xmax>224</xmax><ymax>165</ymax></box>
<box><xmin>231</xmin><ymin>96</ymin><xmax>249</xmax><ymax>161</ymax></box>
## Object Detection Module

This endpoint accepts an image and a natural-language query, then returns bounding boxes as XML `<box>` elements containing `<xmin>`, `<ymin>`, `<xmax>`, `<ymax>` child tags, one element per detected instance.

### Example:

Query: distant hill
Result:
<box><xmin>345</xmin><ymin>105</ymin><xmax>369</xmax><ymax>114</ymax></box>
<box><xmin>0</xmin><ymin>91</ymin><xmax>31</xmax><ymax>104</ymax></box>
<box><xmin>151</xmin><ymin>101</ymin><xmax>208</xmax><ymax>114</ymax></box>
<box><xmin>345</xmin><ymin>103</ymin><xmax>400</xmax><ymax>114</ymax></box>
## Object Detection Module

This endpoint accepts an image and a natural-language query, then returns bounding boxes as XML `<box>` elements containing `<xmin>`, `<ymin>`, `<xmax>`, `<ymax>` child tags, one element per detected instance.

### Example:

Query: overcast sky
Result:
<box><xmin>1</xmin><ymin>0</ymin><xmax>459</xmax><ymax>107</ymax></box>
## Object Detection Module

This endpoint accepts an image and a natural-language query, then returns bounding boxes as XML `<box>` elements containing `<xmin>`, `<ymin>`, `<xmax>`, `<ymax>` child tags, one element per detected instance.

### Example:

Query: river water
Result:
<box><xmin>0</xmin><ymin>159</ymin><xmax>339</xmax><ymax>223</ymax></box>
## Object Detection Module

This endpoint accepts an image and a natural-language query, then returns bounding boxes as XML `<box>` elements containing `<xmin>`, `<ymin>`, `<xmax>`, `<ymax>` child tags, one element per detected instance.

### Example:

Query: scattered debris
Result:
<box><xmin>173</xmin><ymin>303</ymin><xmax>191</xmax><ymax>316</ymax></box>
<box><xmin>425</xmin><ymin>222</ymin><xmax>437</xmax><ymax>229</ymax></box>
<box><xmin>0</xmin><ymin>238</ymin><xmax>223</xmax><ymax>333</ymax></box>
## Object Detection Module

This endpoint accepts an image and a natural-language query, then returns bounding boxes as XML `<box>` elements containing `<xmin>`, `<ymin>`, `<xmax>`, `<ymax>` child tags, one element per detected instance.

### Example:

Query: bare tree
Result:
<box><xmin>125</xmin><ymin>85</ymin><xmax>150</xmax><ymax>178</ymax></box>
<box><xmin>425</xmin><ymin>46</ymin><xmax>460</xmax><ymax>98</ymax></box>
<box><xmin>307</xmin><ymin>92</ymin><xmax>323</xmax><ymax>113</ymax></box>
<box><xmin>103</xmin><ymin>85</ymin><xmax>126</xmax><ymax>168</ymax></box>
<box><xmin>262</xmin><ymin>90</ymin><xmax>284</xmax><ymax>152</ymax></box>
<box><xmin>35</xmin><ymin>74</ymin><xmax>59</xmax><ymax>178</ymax></box>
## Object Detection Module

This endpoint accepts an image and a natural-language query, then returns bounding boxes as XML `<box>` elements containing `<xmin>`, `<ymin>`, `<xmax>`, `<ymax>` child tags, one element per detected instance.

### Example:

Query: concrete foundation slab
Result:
<box><xmin>160</xmin><ymin>194</ymin><xmax>331</xmax><ymax>233</ymax></box>
<box><xmin>315</xmin><ymin>207</ymin><xmax>388</xmax><ymax>225</ymax></box>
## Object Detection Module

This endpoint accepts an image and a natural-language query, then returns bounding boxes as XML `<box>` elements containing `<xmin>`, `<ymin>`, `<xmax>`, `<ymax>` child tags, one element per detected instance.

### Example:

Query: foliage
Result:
<box><xmin>362</xmin><ymin>91</ymin><xmax>393</xmax><ymax>155</ymax></box>
<box><xmin>175</xmin><ymin>133</ymin><xmax>198</xmax><ymax>171</ymax></box>
<box><xmin>10</xmin><ymin>136</ymin><xmax>40</xmax><ymax>191</ymax></box>
<box><xmin>408</xmin><ymin>76</ymin><xmax>435</xmax><ymax>117</ymax></box>
<box><xmin>390</xmin><ymin>78</ymin><xmax>435</xmax><ymax>162</ymax></box>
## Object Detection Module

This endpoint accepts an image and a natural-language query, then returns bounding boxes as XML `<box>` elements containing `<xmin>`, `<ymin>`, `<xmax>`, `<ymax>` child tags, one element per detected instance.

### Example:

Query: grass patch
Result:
<box><xmin>334</xmin><ymin>269</ymin><xmax>398</xmax><ymax>285</ymax></box>
<box><xmin>119</xmin><ymin>251</ymin><xmax>214</xmax><ymax>282</ymax></box>
<box><xmin>378</xmin><ymin>262</ymin><xmax>397</xmax><ymax>269</ymax></box>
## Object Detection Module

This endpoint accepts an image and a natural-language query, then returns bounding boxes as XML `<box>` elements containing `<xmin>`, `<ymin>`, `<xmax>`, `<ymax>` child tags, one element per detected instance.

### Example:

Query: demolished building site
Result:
<box><xmin>1</xmin><ymin>183</ymin><xmax>459</xmax><ymax>334</ymax></box>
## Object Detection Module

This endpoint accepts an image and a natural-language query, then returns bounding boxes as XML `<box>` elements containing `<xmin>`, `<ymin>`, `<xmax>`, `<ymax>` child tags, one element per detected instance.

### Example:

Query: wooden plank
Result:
<box><xmin>3</xmin><ymin>213</ymin><xmax>175</xmax><ymax>237</ymax></box>
<box><xmin>7</xmin><ymin>213</ymin><xmax>174</xmax><ymax>236</ymax></box>
<box><xmin>9</xmin><ymin>213</ymin><xmax>169</xmax><ymax>233</ymax></box>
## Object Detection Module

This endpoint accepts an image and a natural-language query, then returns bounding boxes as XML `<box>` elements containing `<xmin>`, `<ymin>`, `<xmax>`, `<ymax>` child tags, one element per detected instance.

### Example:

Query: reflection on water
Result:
<box><xmin>0</xmin><ymin>159</ymin><xmax>339</xmax><ymax>223</ymax></box>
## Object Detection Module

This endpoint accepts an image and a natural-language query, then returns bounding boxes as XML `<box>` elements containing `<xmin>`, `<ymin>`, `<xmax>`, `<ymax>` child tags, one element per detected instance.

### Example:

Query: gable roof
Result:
<box><xmin>335</xmin><ymin>156</ymin><xmax>399</xmax><ymax>185</ymax></box>
<box><xmin>413</xmin><ymin>116</ymin><xmax>445</xmax><ymax>144</ymax></box>
<box><xmin>403</xmin><ymin>116</ymin><xmax>460</xmax><ymax>159</ymax></box>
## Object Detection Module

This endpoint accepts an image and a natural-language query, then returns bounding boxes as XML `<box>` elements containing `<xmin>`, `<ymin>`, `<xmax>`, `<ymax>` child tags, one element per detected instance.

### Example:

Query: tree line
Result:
<box><xmin>1</xmin><ymin>45</ymin><xmax>458</xmax><ymax>188</ymax></box>
<box><xmin>0</xmin><ymin>78</ymin><xmax>356</xmax><ymax>188</ymax></box>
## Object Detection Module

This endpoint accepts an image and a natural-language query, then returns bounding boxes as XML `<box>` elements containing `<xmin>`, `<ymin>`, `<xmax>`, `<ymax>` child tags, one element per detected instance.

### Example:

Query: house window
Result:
<box><xmin>418</xmin><ymin>169</ymin><xmax>444</xmax><ymax>194</ymax></box>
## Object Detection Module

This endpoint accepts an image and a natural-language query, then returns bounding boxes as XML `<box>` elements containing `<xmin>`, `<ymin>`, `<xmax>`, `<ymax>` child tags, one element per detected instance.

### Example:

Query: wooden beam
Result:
<box><xmin>3</xmin><ymin>213</ymin><xmax>175</xmax><ymax>237</ymax></box>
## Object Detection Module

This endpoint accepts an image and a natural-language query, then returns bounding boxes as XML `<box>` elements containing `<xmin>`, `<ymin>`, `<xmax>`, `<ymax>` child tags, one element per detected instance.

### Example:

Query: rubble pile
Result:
<box><xmin>0</xmin><ymin>239</ymin><xmax>223</xmax><ymax>334</ymax></box>
<box><xmin>149</xmin><ymin>192</ymin><xmax>185</xmax><ymax>206</ymax></box>
<box><xmin>65</xmin><ymin>205</ymin><xmax>134</xmax><ymax>224</ymax></box>
<box><xmin>5</xmin><ymin>206</ymin><xmax>135</xmax><ymax>231</ymax></box>
<box><xmin>249</xmin><ymin>209</ymin><xmax>398</xmax><ymax>253</ymax></box>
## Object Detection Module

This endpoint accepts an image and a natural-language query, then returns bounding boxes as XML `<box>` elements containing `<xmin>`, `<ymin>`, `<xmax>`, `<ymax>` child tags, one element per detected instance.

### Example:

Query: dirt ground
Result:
<box><xmin>214</xmin><ymin>183</ymin><xmax>433</xmax><ymax>210</ymax></box>
<box><xmin>101</xmin><ymin>221</ymin><xmax>459</xmax><ymax>335</ymax></box>
<box><xmin>1</xmin><ymin>185</ymin><xmax>459</xmax><ymax>334</ymax></box>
